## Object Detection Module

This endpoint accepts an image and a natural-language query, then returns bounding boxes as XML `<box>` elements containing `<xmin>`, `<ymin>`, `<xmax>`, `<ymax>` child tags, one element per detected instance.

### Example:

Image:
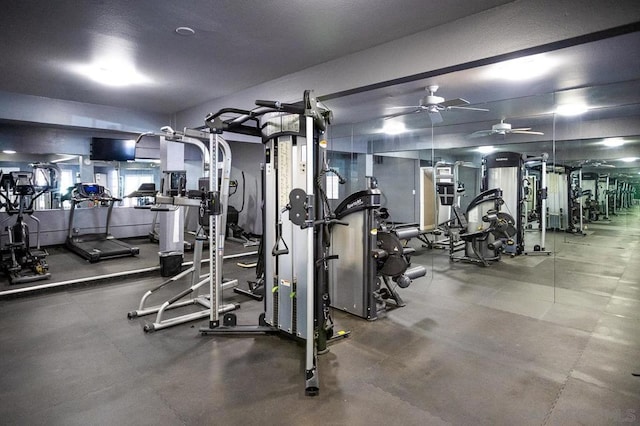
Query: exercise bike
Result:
<box><xmin>0</xmin><ymin>171</ymin><xmax>51</xmax><ymax>284</ymax></box>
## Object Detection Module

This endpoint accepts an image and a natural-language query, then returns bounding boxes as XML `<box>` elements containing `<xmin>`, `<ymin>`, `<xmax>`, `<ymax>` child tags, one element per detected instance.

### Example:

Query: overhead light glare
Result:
<box><xmin>602</xmin><ymin>138</ymin><xmax>625</xmax><ymax>147</ymax></box>
<box><xmin>477</xmin><ymin>146</ymin><xmax>496</xmax><ymax>154</ymax></box>
<box><xmin>620</xmin><ymin>157</ymin><xmax>637</xmax><ymax>163</ymax></box>
<box><xmin>556</xmin><ymin>103</ymin><xmax>589</xmax><ymax>116</ymax></box>
<box><xmin>2</xmin><ymin>150</ymin><xmax>16</xmax><ymax>154</ymax></box>
<box><xmin>488</xmin><ymin>54</ymin><xmax>555</xmax><ymax>81</ymax></box>
<box><xmin>69</xmin><ymin>61</ymin><xmax>153</xmax><ymax>87</ymax></box>
<box><xmin>382</xmin><ymin>121</ymin><xmax>406</xmax><ymax>135</ymax></box>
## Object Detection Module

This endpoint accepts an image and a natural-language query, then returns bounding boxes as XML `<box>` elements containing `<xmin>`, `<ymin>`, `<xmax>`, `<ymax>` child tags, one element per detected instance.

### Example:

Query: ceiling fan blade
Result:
<box><xmin>511</xmin><ymin>130</ymin><xmax>544</xmax><ymax>135</ymax></box>
<box><xmin>384</xmin><ymin>109</ymin><xmax>421</xmax><ymax>120</ymax></box>
<box><xmin>429</xmin><ymin>111</ymin><xmax>443</xmax><ymax>124</ymax></box>
<box><xmin>469</xmin><ymin>130</ymin><xmax>495</xmax><ymax>138</ymax></box>
<box><xmin>447</xmin><ymin>105</ymin><xmax>490</xmax><ymax>112</ymax></box>
<box><xmin>387</xmin><ymin>105</ymin><xmax>422</xmax><ymax>109</ymax></box>
<box><xmin>439</xmin><ymin>98</ymin><xmax>469</xmax><ymax>108</ymax></box>
<box><xmin>510</xmin><ymin>127</ymin><xmax>532</xmax><ymax>131</ymax></box>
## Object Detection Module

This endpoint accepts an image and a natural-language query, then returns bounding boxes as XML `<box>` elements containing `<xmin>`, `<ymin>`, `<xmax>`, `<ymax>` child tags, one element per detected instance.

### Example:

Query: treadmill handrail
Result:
<box><xmin>72</xmin><ymin>195</ymin><xmax>122</xmax><ymax>203</ymax></box>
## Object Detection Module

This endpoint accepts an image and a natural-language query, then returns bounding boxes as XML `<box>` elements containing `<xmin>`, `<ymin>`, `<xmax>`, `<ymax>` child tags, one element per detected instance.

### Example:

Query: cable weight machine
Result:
<box><xmin>200</xmin><ymin>90</ymin><xmax>346</xmax><ymax>396</ymax></box>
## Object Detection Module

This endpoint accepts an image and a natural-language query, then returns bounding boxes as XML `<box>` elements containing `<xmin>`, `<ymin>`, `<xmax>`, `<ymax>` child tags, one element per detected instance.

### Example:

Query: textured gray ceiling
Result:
<box><xmin>0</xmin><ymin>0</ymin><xmax>513</xmax><ymax>114</ymax></box>
<box><xmin>0</xmin><ymin>1</ymin><xmax>638</xmax><ymax>177</ymax></box>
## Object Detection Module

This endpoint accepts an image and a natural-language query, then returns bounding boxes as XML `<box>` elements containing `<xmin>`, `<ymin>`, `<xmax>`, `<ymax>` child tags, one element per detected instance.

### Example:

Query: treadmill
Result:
<box><xmin>66</xmin><ymin>183</ymin><xmax>140</xmax><ymax>262</ymax></box>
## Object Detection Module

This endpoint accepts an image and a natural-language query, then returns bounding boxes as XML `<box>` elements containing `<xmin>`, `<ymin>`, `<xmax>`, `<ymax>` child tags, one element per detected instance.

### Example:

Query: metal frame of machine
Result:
<box><xmin>0</xmin><ymin>171</ymin><xmax>51</xmax><ymax>284</ymax></box>
<box><xmin>199</xmin><ymin>90</ymin><xmax>342</xmax><ymax>396</ymax></box>
<box><xmin>329</xmin><ymin>182</ymin><xmax>426</xmax><ymax>320</ymax></box>
<box><xmin>127</xmin><ymin>128</ymin><xmax>239</xmax><ymax>332</ymax></box>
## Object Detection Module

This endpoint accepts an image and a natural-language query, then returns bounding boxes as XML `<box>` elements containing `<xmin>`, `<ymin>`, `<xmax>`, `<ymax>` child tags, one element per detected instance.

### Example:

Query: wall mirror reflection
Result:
<box><xmin>323</xmin><ymin>30</ymin><xmax>640</xmax><ymax>308</ymax></box>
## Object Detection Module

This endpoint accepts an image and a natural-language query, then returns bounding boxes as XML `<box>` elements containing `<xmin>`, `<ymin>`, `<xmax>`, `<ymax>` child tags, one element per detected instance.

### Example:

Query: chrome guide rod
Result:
<box><xmin>304</xmin><ymin>114</ymin><xmax>316</xmax><ymax>392</ymax></box>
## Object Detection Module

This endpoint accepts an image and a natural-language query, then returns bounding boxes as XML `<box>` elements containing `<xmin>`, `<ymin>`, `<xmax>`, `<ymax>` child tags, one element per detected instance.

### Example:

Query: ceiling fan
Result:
<box><xmin>469</xmin><ymin>119</ymin><xmax>544</xmax><ymax>138</ymax></box>
<box><xmin>577</xmin><ymin>159</ymin><xmax>615</xmax><ymax>168</ymax></box>
<box><xmin>385</xmin><ymin>85</ymin><xmax>489</xmax><ymax>124</ymax></box>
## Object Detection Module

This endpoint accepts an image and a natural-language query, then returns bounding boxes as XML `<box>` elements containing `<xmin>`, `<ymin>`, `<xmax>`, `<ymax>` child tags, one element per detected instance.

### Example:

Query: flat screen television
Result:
<box><xmin>90</xmin><ymin>138</ymin><xmax>136</xmax><ymax>161</ymax></box>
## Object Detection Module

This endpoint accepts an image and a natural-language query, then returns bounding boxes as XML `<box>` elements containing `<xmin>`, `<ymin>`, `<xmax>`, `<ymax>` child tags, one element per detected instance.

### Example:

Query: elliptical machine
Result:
<box><xmin>0</xmin><ymin>171</ymin><xmax>51</xmax><ymax>284</ymax></box>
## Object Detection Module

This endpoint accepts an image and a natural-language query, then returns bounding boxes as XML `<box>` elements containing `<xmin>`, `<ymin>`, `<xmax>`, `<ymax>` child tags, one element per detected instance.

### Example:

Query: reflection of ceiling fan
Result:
<box><xmin>470</xmin><ymin>119</ymin><xmax>544</xmax><ymax>138</ymax></box>
<box><xmin>385</xmin><ymin>85</ymin><xmax>489</xmax><ymax>124</ymax></box>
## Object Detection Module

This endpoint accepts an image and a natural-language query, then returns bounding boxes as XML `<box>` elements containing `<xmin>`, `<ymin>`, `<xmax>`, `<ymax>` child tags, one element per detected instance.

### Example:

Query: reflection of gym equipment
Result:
<box><xmin>580</xmin><ymin>172</ymin><xmax>600</xmax><ymax>222</ymax></box>
<box><xmin>482</xmin><ymin>152</ymin><xmax>524</xmax><ymax>255</ymax></box>
<box><xmin>223</xmin><ymin>173</ymin><xmax>260</xmax><ymax>247</ymax></box>
<box><xmin>568</xmin><ymin>168</ymin><xmax>593</xmax><ymax>234</ymax></box>
<box><xmin>521</xmin><ymin>153</ymin><xmax>552</xmax><ymax>255</ymax></box>
<box><xmin>65</xmin><ymin>183</ymin><xmax>140</xmax><ymax>262</ymax></box>
<box><xmin>597</xmin><ymin>174</ymin><xmax>610</xmax><ymax>220</ymax></box>
<box><xmin>200</xmin><ymin>90</ymin><xmax>346</xmax><ymax>396</ymax></box>
<box><xmin>31</xmin><ymin>162</ymin><xmax>62</xmax><ymax>210</ymax></box>
<box><xmin>0</xmin><ymin>171</ymin><xmax>51</xmax><ymax>284</ymax></box>
<box><xmin>609</xmin><ymin>179</ymin><xmax>635</xmax><ymax>212</ymax></box>
<box><xmin>545</xmin><ymin>166</ymin><xmax>570</xmax><ymax>230</ymax></box>
<box><xmin>446</xmin><ymin>189</ymin><xmax>517</xmax><ymax>266</ymax></box>
<box><xmin>329</xmin><ymin>183</ymin><xmax>426</xmax><ymax>320</ymax></box>
<box><xmin>419</xmin><ymin>161</ymin><xmax>474</xmax><ymax>249</ymax></box>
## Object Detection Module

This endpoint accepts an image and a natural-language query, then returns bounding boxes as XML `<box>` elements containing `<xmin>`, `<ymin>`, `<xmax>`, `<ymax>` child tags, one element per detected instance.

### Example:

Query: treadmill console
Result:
<box><xmin>10</xmin><ymin>171</ymin><xmax>36</xmax><ymax>196</ymax></box>
<box><xmin>75</xmin><ymin>183</ymin><xmax>106</xmax><ymax>199</ymax></box>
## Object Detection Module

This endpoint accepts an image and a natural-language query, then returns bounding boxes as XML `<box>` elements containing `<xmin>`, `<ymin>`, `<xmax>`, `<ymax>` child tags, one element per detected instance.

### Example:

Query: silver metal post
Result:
<box><xmin>209</xmin><ymin>133</ymin><xmax>218</xmax><ymax>326</ymax></box>
<box><xmin>579</xmin><ymin>169</ymin><xmax>584</xmax><ymax>232</ymax></box>
<box><xmin>605</xmin><ymin>176</ymin><xmax>610</xmax><ymax>218</ymax></box>
<box><xmin>305</xmin><ymin>115</ymin><xmax>316</xmax><ymax>390</ymax></box>
<box><xmin>540</xmin><ymin>154</ymin><xmax>547</xmax><ymax>249</ymax></box>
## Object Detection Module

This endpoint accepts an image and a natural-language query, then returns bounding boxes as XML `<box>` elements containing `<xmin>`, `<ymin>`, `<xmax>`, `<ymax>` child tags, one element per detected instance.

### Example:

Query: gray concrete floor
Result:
<box><xmin>1</xmin><ymin>208</ymin><xmax>639</xmax><ymax>425</ymax></box>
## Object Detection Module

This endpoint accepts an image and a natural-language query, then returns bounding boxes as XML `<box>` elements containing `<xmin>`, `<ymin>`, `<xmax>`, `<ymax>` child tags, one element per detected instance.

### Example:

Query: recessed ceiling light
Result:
<box><xmin>2</xmin><ymin>150</ymin><xmax>16</xmax><ymax>154</ymax></box>
<box><xmin>175</xmin><ymin>27</ymin><xmax>196</xmax><ymax>36</ymax></box>
<box><xmin>477</xmin><ymin>146</ymin><xmax>495</xmax><ymax>154</ymax></box>
<box><xmin>602</xmin><ymin>138</ymin><xmax>625</xmax><ymax>147</ymax></box>
<box><xmin>556</xmin><ymin>103</ymin><xmax>589</xmax><ymax>116</ymax></box>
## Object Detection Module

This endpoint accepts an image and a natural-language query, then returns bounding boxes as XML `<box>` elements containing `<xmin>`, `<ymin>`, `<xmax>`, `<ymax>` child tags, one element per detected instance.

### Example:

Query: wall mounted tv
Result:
<box><xmin>90</xmin><ymin>138</ymin><xmax>137</xmax><ymax>161</ymax></box>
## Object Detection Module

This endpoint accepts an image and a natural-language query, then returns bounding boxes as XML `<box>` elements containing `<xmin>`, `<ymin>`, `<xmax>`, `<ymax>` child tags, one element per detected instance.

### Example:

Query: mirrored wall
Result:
<box><xmin>323</xmin><ymin>30</ymin><xmax>640</xmax><ymax>305</ymax></box>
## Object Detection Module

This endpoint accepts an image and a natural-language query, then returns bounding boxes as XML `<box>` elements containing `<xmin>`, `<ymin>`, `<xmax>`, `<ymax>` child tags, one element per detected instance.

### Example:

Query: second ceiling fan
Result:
<box><xmin>386</xmin><ymin>85</ymin><xmax>489</xmax><ymax>124</ymax></box>
<box><xmin>470</xmin><ymin>119</ymin><xmax>544</xmax><ymax>138</ymax></box>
